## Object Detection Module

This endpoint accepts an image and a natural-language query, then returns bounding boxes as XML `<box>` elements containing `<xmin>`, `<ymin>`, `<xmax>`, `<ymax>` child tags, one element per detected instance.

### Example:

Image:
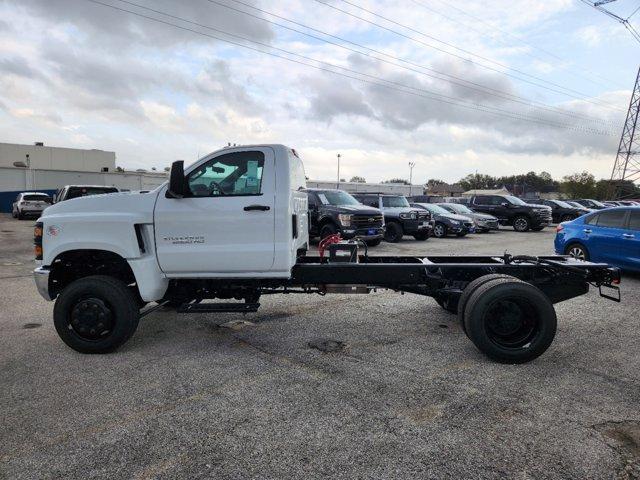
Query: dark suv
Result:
<box><xmin>305</xmin><ymin>189</ymin><xmax>385</xmax><ymax>245</ymax></box>
<box><xmin>468</xmin><ymin>194</ymin><xmax>552</xmax><ymax>232</ymax></box>
<box><xmin>527</xmin><ymin>199</ymin><xmax>586</xmax><ymax>223</ymax></box>
<box><xmin>352</xmin><ymin>193</ymin><xmax>432</xmax><ymax>242</ymax></box>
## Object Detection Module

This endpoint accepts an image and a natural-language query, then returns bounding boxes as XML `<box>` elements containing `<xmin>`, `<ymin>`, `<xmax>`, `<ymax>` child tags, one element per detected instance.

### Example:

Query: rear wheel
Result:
<box><xmin>433</xmin><ymin>222</ymin><xmax>447</xmax><ymax>238</ymax></box>
<box><xmin>320</xmin><ymin>223</ymin><xmax>338</xmax><ymax>240</ymax></box>
<box><xmin>11</xmin><ymin>209</ymin><xmax>17</xmax><ymax>218</ymax></box>
<box><xmin>565</xmin><ymin>243</ymin><xmax>589</xmax><ymax>261</ymax></box>
<box><xmin>53</xmin><ymin>275</ymin><xmax>140</xmax><ymax>354</ymax></box>
<box><xmin>457</xmin><ymin>274</ymin><xmax>522</xmax><ymax>335</ymax></box>
<box><xmin>384</xmin><ymin>222</ymin><xmax>403</xmax><ymax>243</ymax></box>
<box><xmin>17</xmin><ymin>210</ymin><xmax>24</xmax><ymax>220</ymax></box>
<box><xmin>413</xmin><ymin>232</ymin><xmax>429</xmax><ymax>241</ymax></box>
<box><xmin>463</xmin><ymin>279</ymin><xmax>557</xmax><ymax>364</ymax></box>
<box><xmin>513</xmin><ymin>216</ymin><xmax>530</xmax><ymax>232</ymax></box>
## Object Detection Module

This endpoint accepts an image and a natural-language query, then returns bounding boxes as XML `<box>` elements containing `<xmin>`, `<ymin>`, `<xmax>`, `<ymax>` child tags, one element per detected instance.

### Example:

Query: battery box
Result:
<box><xmin>328</xmin><ymin>241</ymin><xmax>359</xmax><ymax>263</ymax></box>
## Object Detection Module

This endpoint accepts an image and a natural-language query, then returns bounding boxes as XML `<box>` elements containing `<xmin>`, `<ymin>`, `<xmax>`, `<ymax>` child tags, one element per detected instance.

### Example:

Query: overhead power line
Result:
<box><xmin>409</xmin><ymin>0</ymin><xmax>627</xmax><ymax>90</ymax></box>
<box><xmin>314</xmin><ymin>0</ymin><xmax>624</xmax><ymax>112</ymax></box>
<box><xmin>81</xmin><ymin>0</ymin><xmax>616</xmax><ymax>136</ymax></box>
<box><xmin>579</xmin><ymin>0</ymin><xmax>640</xmax><ymax>43</ymax></box>
<box><xmin>210</xmin><ymin>0</ymin><xmax>616</xmax><ymax>127</ymax></box>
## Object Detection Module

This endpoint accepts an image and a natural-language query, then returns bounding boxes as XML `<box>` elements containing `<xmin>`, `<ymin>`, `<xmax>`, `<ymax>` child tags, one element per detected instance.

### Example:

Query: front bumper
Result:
<box><xmin>402</xmin><ymin>220</ymin><xmax>433</xmax><ymax>234</ymax></box>
<box><xmin>341</xmin><ymin>226</ymin><xmax>385</xmax><ymax>240</ymax></box>
<box><xmin>34</xmin><ymin>266</ymin><xmax>53</xmax><ymax>301</ymax></box>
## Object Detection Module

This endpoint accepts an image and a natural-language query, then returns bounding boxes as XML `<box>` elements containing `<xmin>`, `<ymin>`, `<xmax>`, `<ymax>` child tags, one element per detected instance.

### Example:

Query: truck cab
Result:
<box><xmin>351</xmin><ymin>193</ymin><xmax>432</xmax><ymax>242</ymax></box>
<box><xmin>304</xmin><ymin>188</ymin><xmax>385</xmax><ymax>246</ymax></box>
<box><xmin>469</xmin><ymin>195</ymin><xmax>552</xmax><ymax>232</ymax></box>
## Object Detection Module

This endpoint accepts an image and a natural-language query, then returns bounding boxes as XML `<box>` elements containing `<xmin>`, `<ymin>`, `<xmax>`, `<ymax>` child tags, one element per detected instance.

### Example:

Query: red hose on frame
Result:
<box><xmin>318</xmin><ymin>234</ymin><xmax>342</xmax><ymax>260</ymax></box>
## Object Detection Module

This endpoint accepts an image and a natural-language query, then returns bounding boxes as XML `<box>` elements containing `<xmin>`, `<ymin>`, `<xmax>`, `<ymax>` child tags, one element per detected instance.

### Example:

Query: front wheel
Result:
<box><xmin>513</xmin><ymin>216</ymin><xmax>530</xmax><ymax>232</ymax></box>
<box><xmin>565</xmin><ymin>243</ymin><xmax>589</xmax><ymax>261</ymax></box>
<box><xmin>433</xmin><ymin>222</ymin><xmax>447</xmax><ymax>238</ymax></box>
<box><xmin>53</xmin><ymin>275</ymin><xmax>140</xmax><ymax>353</ymax></box>
<box><xmin>384</xmin><ymin>222</ymin><xmax>404</xmax><ymax>243</ymax></box>
<box><xmin>413</xmin><ymin>232</ymin><xmax>429</xmax><ymax>241</ymax></box>
<box><xmin>463</xmin><ymin>279</ymin><xmax>557</xmax><ymax>363</ymax></box>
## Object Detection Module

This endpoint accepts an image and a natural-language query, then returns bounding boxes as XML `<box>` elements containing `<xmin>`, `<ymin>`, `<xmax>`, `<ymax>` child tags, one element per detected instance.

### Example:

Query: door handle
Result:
<box><xmin>244</xmin><ymin>205</ymin><xmax>270</xmax><ymax>211</ymax></box>
<box><xmin>622</xmin><ymin>233</ymin><xmax>634</xmax><ymax>238</ymax></box>
<box><xmin>583</xmin><ymin>229</ymin><xmax>592</xmax><ymax>234</ymax></box>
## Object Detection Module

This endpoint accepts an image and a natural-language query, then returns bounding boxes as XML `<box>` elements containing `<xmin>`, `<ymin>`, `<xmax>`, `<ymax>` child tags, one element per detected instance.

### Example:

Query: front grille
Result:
<box><xmin>352</xmin><ymin>214</ymin><xmax>384</xmax><ymax>228</ymax></box>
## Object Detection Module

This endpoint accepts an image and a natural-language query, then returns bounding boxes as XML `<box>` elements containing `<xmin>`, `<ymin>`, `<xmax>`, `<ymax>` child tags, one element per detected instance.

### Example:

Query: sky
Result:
<box><xmin>0</xmin><ymin>0</ymin><xmax>638</xmax><ymax>184</ymax></box>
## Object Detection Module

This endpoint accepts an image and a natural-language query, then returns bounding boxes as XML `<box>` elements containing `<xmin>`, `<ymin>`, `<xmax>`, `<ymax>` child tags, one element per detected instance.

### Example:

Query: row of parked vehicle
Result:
<box><xmin>11</xmin><ymin>185</ymin><xmax>119</xmax><ymax>219</ymax></box>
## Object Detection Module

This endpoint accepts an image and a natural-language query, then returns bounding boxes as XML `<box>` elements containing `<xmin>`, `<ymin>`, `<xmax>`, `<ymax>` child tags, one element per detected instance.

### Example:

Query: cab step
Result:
<box><xmin>177</xmin><ymin>302</ymin><xmax>260</xmax><ymax>314</ymax></box>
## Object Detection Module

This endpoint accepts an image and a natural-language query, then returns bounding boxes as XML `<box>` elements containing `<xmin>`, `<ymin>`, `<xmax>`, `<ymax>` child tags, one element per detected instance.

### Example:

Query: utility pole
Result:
<box><xmin>408</xmin><ymin>162</ymin><xmax>415</xmax><ymax>185</ymax></box>
<box><xmin>610</xmin><ymin>66</ymin><xmax>640</xmax><ymax>198</ymax></box>
<box><xmin>336</xmin><ymin>153</ymin><xmax>341</xmax><ymax>189</ymax></box>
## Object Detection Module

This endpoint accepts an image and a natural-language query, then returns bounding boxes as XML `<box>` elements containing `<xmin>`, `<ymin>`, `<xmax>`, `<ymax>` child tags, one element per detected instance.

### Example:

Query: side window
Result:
<box><xmin>596</xmin><ymin>210</ymin><xmax>626</xmax><ymax>228</ymax></box>
<box><xmin>628</xmin><ymin>211</ymin><xmax>640</xmax><ymax>231</ymax></box>
<box><xmin>187</xmin><ymin>151</ymin><xmax>265</xmax><ymax>197</ymax></box>
<box><xmin>475</xmin><ymin>196</ymin><xmax>492</xmax><ymax>205</ymax></box>
<box><xmin>585</xmin><ymin>214</ymin><xmax>599</xmax><ymax>225</ymax></box>
<box><xmin>491</xmin><ymin>196</ymin><xmax>506</xmax><ymax>205</ymax></box>
<box><xmin>367</xmin><ymin>196</ymin><xmax>380</xmax><ymax>208</ymax></box>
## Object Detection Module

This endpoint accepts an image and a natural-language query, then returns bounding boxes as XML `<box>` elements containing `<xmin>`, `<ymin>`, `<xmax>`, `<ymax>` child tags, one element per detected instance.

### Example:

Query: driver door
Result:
<box><xmin>154</xmin><ymin>147</ymin><xmax>276</xmax><ymax>275</ymax></box>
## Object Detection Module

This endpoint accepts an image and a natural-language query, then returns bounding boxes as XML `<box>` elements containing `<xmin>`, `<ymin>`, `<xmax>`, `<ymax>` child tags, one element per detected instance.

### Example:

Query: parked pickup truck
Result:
<box><xmin>467</xmin><ymin>194</ymin><xmax>552</xmax><ymax>232</ymax></box>
<box><xmin>304</xmin><ymin>188</ymin><xmax>385</xmax><ymax>246</ymax></box>
<box><xmin>351</xmin><ymin>193</ymin><xmax>432</xmax><ymax>242</ymax></box>
<box><xmin>33</xmin><ymin>144</ymin><xmax>621</xmax><ymax>364</ymax></box>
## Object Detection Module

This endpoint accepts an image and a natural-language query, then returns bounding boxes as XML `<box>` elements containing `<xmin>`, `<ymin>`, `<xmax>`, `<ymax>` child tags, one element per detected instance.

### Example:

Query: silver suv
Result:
<box><xmin>12</xmin><ymin>192</ymin><xmax>52</xmax><ymax>220</ymax></box>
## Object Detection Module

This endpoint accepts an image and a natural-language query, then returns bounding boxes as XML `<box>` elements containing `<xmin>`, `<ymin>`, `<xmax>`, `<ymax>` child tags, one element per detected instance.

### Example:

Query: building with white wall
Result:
<box><xmin>0</xmin><ymin>142</ymin><xmax>116</xmax><ymax>172</ymax></box>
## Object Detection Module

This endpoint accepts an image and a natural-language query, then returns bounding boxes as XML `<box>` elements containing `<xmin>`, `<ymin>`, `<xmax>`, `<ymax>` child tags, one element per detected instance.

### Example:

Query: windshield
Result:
<box><xmin>23</xmin><ymin>194</ymin><xmax>50</xmax><ymax>202</ymax></box>
<box><xmin>504</xmin><ymin>195</ymin><xmax>527</xmax><ymax>206</ymax></box>
<box><xmin>316</xmin><ymin>190</ymin><xmax>360</xmax><ymax>206</ymax></box>
<box><xmin>589</xmin><ymin>199</ymin><xmax>606</xmax><ymax>207</ymax></box>
<box><xmin>554</xmin><ymin>200</ymin><xmax>573</xmax><ymax>208</ymax></box>
<box><xmin>382</xmin><ymin>196</ymin><xmax>410</xmax><ymax>208</ymax></box>
<box><xmin>66</xmin><ymin>187</ymin><xmax>118</xmax><ymax>200</ymax></box>
<box><xmin>566</xmin><ymin>201</ymin><xmax>583</xmax><ymax>208</ymax></box>
<box><xmin>420</xmin><ymin>204</ymin><xmax>448</xmax><ymax>214</ymax></box>
<box><xmin>440</xmin><ymin>203</ymin><xmax>472</xmax><ymax>214</ymax></box>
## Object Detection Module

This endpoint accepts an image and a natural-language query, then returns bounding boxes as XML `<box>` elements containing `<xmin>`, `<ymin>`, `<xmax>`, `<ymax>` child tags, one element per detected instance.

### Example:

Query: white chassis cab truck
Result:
<box><xmin>33</xmin><ymin>144</ymin><xmax>621</xmax><ymax>363</ymax></box>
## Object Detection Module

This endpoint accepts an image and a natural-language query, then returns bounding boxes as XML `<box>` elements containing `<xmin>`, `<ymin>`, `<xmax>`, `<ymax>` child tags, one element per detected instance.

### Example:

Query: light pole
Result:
<box><xmin>408</xmin><ymin>162</ymin><xmax>415</xmax><ymax>185</ymax></box>
<box><xmin>13</xmin><ymin>153</ymin><xmax>33</xmax><ymax>190</ymax></box>
<box><xmin>336</xmin><ymin>153</ymin><xmax>341</xmax><ymax>189</ymax></box>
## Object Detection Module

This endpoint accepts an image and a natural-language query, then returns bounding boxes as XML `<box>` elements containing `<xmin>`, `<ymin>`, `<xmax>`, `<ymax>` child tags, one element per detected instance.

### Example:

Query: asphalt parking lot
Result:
<box><xmin>1</xmin><ymin>214</ymin><xmax>639</xmax><ymax>479</ymax></box>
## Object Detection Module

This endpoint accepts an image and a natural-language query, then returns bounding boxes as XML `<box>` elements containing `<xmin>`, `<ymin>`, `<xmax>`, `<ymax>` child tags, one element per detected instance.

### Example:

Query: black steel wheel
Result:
<box><xmin>565</xmin><ymin>243</ymin><xmax>589</xmax><ymax>261</ymax></box>
<box><xmin>384</xmin><ymin>222</ymin><xmax>403</xmax><ymax>243</ymax></box>
<box><xmin>433</xmin><ymin>222</ymin><xmax>447</xmax><ymax>238</ymax></box>
<box><xmin>53</xmin><ymin>275</ymin><xmax>140</xmax><ymax>353</ymax></box>
<box><xmin>457</xmin><ymin>274</ymin><xmax>522</xmax><ymax>335</ymax></box>
<box><xmin>463</xmin><ymin>279</ymin><xmax>557</xmax><ymax>364</ymax></box>
<box><xmin>513</xmin><ymin>216</ymin><xmax>530</xmax><ymax>232</ymax></box>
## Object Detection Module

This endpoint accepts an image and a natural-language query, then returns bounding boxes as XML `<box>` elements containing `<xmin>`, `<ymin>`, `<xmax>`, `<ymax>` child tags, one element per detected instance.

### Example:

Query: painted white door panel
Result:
<box><xmin>154</xmin><ymin>148</ymin><xmax>275</xmax><ymax>274</ymax></box>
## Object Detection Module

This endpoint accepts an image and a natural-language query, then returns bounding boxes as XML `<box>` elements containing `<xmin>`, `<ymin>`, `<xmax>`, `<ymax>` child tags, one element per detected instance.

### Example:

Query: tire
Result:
<box><xmin>412</xmin><ymin>232</ymin><xmax>429</xmax><ymax>241</ymax></box>
<box><xmin>384</xmin><ymin>222</ymin><xmax>403</xmax><ymax>243</ymax></box>
<box><xmin>457</xmin><ymin>274</ymin><xmax>522</xmax><ymax>335</ymax></box>
<box><xmin>512</xmin><ymin>216</ymin><xmax>530</xmax><ymax>232</ymax></box>
<box><xmin>365</xmin><ymin>238</ymin><xmax>382</xmax><ymax>247</ymax></box>
<box><xmin>17</xmin><ymin>210</ymin><xmax>24</xmax><ymax>220</ymax></box>
<box><xmin>433</xmin><ymin>222</ymin><xmax>447</xmax><ymax>238</ymax></box>
<box><xmin>12</xmin><ymin>209</ymin><xmax>17</xmax><ymax>218</ymax></box>
<box><xmin>565</xmin><ymin>243</ymin><xmax>589</xmax><ymax>261</ymax></box>
<box><xmin>463</xmin><ymin>279</ymin><xmax>557</xmax><ymax>364</ymax></box>
<box><xmin>320</xmin><ymin>223</ymin><xmax>338</xmax><ymax>240</ymax></box>
<box><xmin>53</xmin><ymin>275</ymin><xmax>140</xmax><ymax>354</ymax></box>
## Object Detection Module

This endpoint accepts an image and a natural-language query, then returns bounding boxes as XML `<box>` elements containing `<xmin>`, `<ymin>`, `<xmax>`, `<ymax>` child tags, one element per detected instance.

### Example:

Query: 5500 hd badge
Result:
<box><xmin>163</xmin><ymin>235</ymin><xmax>205</xmax><ymax>245</ymax></box>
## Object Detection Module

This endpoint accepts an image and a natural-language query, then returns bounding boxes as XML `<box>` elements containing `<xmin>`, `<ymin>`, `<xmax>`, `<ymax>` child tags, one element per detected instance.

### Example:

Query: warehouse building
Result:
<box><xmin>0</xmin><ymin>142</ymin><xmax>168</xmax><ymax>213</ymax></box>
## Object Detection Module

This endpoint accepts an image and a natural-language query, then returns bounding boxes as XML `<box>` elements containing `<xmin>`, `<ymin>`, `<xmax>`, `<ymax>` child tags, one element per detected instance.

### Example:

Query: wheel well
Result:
<box><xmin>49</xmin><ymin>250</ymin><xmax>137</xmax><ymax>299</ymax></box>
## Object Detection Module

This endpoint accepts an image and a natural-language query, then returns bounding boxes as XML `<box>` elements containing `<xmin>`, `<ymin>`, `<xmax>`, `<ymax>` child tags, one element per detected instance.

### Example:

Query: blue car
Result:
<box><xmin>554</xmin><ymin>207</ymin><xmax>640</xmax><ymax>272</ymax></box>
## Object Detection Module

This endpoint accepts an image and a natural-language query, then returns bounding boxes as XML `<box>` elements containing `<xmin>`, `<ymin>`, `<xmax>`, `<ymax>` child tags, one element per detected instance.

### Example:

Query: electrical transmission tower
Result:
<box><xmin>610</xmin><ymin>66</ymin><xmax>640</xmax><ymax>198</ymax></box>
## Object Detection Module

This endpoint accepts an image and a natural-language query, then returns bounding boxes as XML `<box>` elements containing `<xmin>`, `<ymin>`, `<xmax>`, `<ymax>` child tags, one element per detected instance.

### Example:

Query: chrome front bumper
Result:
<box><xmin>34</xmin><ymin>267</ymin><xmax>53</xmax><ymax>301</ymax></box>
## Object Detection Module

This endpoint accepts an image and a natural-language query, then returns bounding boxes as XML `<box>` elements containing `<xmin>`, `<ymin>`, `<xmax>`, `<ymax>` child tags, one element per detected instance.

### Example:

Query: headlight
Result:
<box><xmin>399</xmin><ymin>212</ymin><xmax>417</xmax><ymax>220</ymax></box>
<box><xmin>450</xmin><ymin>220</ymin><xmax>460</xmax><ymax>225</ymax></box>
<box><xmin>338</xmin><ymin>214</ymin><xmax>353</xmax><ymax>226</ymax></box>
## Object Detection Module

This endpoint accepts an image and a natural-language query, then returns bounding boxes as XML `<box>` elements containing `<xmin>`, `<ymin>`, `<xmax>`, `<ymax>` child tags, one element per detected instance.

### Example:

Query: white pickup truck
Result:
<box><xmin>33</xmin><ymin>144</ymin><xmax>621</xmax><ymax>363</ymax></box>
